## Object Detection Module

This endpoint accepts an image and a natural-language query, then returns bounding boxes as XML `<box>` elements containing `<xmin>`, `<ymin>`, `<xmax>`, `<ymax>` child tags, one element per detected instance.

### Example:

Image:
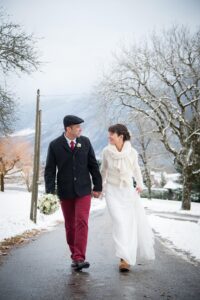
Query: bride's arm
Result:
<box><xmin>132</xmin><ymin>149</ymin><xmax>145</xmax><ymax>190</ymax></box>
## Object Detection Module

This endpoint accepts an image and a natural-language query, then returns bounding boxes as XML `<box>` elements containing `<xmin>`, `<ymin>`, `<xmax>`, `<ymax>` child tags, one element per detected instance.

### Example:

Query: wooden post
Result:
<box><xmin>0</xmin><ymin>172</ymin><xmax>4</xmax><ymax>192</ymax></box>
<box><xmin>30</xmin><ymin>89</ymin><xmax>41</xmax><ymax>223</ymax></box>
<box><xmin>33</xmin><ymin>109</ymin><xmax>42</xmax><ymax>223</ymax></box>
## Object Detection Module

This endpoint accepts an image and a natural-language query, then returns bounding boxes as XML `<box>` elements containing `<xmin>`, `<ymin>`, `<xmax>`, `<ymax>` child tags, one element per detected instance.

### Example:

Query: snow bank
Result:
<box><xmin>142</xmin><ymin>198</ymin><xmax>200</xmax><ymax>261</ymax></box>
<box><xmin>10</xmin><ymin>128</ymin><xmax>35</xmax><ymax>137</ymax></box>
<box><xmin>0</xmin><ymin>189</ymin><xmax>105</xmax><ymax>241</ymax></box>
<box><xmin>142</xmin><ymin>198</ymin><xmax>200</xmax><ymax>216</ymax></box>
<box><xmin>148</xmin><ymin>215</ymin><xmax>200</xmax><ymax>260</ymax></box>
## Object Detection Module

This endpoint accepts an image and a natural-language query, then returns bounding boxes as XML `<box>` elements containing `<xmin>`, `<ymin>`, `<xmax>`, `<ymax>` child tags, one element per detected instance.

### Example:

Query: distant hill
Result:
<box><xmin>15</xmin><ymin>95</ymin><xmax>108</xmax><ymax>161</ymax></box>
<box><xmin>14</xmin><ymin>95</ymin><xmax>175</xmax><ymax>171</ymax></box>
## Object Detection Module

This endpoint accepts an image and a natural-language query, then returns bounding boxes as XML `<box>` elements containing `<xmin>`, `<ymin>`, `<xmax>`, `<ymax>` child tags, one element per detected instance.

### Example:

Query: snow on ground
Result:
<box><xmin>0</xmin><ymin>188</ymin><xmax>105</xmax><ymax>241</ymax></box>
<box><xmin>150</xmin><ymin>171</ymin><xmax>180</xmax><ymax>184</ymax></box>
<box><xmin>164</xmin><ymin>180</ymin><xmax>182</xmax><ymax>189</ymax></box>
<box><xmin>142</xmin><ymin>198</ymin><xmax>200</xmax><ymax>216</ymax></box>
<box><xmin>148</xmin><ymin>214</ymin><xmax>200</xmax><ymax>261</ymax></box>
<box><xmin>142</xmin><ymin>198</ymin><xmax>200</xmax><ymax>261</ymax></box>
<box><xmin>0</xmin><ymin>188</ymin><xmax>200</xmax><ymax>262</ymax></box>
<box><xmin>165</xmin><ymin>173</ymin><xmax>181</xmax><ymax>181</ymax></box>
<box><xmin>10</xmin><ymin>128</ymin><xmax>35</xmax><ymax>137</ymax></box>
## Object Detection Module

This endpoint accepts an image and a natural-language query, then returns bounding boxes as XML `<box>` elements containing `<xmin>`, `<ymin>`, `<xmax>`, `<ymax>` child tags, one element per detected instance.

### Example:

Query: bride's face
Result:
<box><xmin>108</xmin><ymin>131</ymin><xmax>123</xmax><ymax>145</ymax></box>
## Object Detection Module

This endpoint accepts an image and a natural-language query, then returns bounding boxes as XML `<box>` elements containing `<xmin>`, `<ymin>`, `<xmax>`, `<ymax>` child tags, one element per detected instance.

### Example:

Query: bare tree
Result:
<box><xmin>0</xmin><ymin>138</ymin><xmax>19</xmax><ymax>191</ymax></box>
<box><xmin>20</xmin><ymin>165</ymin><xmax>33</xmax><ymax>192</ymax></box>
<box><xmin>137</xmin><ymin>129</ymin><xmax>153</xmax><ymax>198</ymax></box>
<box><xmin>160</xmin><ymin>172</ymin><xmax>167</xmax><ymax>188</ymax></box>
<box><xmin>129</xmin><ymin>113</ymin><xmax>171</xmax><ymax>199</ymax></box>
<box><xmin>97</xmin><ymin>25</ymin><xmax>200</xmax><ymax>210</ymax></box>
<box><xmin>0</xmin><ymin>10</ymin><xmax>40</xmax><ymax>134</ymax></box>
<box><xmin>18</xmin><ymin>146</ymin><xmax>33</xmax><ymax>192</ymax></box>
<box><xmin>0</xmin><ymin>137</ymin><xmax>32</xmax><ymax>191</ymax></box>
<box><xmin>131</xmin><ymin>115</ymin><xmax>154</xmax><ymax>199</ymax></box>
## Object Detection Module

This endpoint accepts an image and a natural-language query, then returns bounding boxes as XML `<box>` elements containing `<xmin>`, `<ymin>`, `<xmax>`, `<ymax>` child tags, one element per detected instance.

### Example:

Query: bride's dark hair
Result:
<box><xmin>108</xmin><ymin>124</ymin><xmax>131</xmax><ymax>141</ymax></box>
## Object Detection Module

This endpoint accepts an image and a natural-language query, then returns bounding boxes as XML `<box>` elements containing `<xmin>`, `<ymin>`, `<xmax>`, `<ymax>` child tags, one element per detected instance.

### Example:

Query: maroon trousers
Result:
<box><xmin>60</xmin><ymin>194</ymin><xmax>91</xmax><ymax>261</ymax></box>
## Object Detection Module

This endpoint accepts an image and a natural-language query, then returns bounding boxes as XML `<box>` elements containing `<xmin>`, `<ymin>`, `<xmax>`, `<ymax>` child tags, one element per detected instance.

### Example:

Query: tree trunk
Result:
<box><xmin>147</xmin><ymin>185</ymin><xmax>152</xmax><ymax>200</ymax></box>
<box><xmin>181</xmin><ymin>168</ymin><xmax>192</xmax><ymax>210</ymax></box>
<box><xmin>0</xmin><ymin>173</ymin><xmax>4</xmax><ymax>192</ymax></box>
<box><xmin>144</xmin><ymin>168</ymin><xmax>152</xmax><ymax>200</ymax></box>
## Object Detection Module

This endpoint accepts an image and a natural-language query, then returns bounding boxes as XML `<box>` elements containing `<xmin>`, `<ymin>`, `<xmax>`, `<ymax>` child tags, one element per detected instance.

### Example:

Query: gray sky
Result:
<box><xmin>1</xmin><ymin>0</ymin><xmax>200</xmax><ymax>103</ymax></box>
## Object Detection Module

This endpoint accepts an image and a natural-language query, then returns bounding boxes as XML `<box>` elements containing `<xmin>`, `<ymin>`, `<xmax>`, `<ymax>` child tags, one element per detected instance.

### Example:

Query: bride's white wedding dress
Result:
<box><xmin>101</xmin><ymin>141</ymin><xmax>155</xmax><ymax>265</ymax></box>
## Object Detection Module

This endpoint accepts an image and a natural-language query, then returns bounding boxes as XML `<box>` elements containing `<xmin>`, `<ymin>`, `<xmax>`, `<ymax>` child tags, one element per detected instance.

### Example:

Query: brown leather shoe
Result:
<box><xmin>119</xmin><ymin>259</ymin><xmax>130</xmax><ymax>272</ymax></box>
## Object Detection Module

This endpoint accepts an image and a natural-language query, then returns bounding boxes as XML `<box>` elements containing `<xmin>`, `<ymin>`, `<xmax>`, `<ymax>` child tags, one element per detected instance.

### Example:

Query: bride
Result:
<box><xmin>100</xmin><ymin>124</ymin><xmax>155</xmax><ymax>272</ymax></box>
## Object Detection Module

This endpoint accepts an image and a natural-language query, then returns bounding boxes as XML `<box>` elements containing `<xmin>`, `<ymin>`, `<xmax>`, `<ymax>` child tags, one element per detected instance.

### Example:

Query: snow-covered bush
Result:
<box><xmin>37</xmin><ymin>194</ymin><xmax>60</xmax><ymax>215</ymax></box>
<box><xmin>141</xmin><ymin>188</ymin><xmax>169</xmax><ymax>200</ymax></box>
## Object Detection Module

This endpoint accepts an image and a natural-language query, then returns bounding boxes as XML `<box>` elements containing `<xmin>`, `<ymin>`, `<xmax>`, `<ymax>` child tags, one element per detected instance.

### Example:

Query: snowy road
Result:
<box><xmin>0</xmin><ymin>208</ymin><xmax>200</xmax><ymax>300</ymax></box>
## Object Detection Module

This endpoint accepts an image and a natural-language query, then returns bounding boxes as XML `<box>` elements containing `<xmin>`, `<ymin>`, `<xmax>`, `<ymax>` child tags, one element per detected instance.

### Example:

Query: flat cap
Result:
<box><xmin>63</xmin><ymin>115</ymin><xmax>84</xmax><ymax>128</ymax></box>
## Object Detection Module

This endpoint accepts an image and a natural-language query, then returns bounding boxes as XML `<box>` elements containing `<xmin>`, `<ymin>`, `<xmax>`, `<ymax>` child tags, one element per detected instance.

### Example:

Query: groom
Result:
<box><xmin>44</xmin><ymin>115</ymin><xmax>102</xmax><ymax>271</ymax></box>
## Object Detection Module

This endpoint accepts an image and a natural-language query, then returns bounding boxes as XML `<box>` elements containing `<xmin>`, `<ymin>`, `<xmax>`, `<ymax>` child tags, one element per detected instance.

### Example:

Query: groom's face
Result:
<box><xmin>66</xmin><ymin>124</ymin><xmax>82</xmax><ymax>138</ymax></box>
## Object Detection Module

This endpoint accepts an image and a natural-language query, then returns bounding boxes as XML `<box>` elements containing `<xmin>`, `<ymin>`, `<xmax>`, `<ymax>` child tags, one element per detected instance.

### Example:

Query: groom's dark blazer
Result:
<box><xmin>44</xmin><ymin>133</ymin><xmax>102</xmax><ymax>200</ymax></box>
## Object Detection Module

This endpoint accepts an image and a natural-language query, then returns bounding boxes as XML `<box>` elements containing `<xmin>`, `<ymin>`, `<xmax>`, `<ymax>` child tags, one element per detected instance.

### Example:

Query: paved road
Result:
<box><xmin>0</xmin><ymin>208</ymin><xmax>200</xmax><ymax>300</ymax></box>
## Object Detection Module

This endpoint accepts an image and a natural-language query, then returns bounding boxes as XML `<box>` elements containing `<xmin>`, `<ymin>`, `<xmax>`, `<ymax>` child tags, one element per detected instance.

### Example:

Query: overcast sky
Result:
<box><xmin>1</xmin><ymin>0</ymin><xmax>200</xmax><ymax>103</ymax></box>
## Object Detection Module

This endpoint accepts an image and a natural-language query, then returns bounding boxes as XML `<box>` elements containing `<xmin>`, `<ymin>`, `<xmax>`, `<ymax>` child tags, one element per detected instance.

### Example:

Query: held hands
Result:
<box><xmin>92</xmin><ymin>191</ymin><xmax>102</xmax><ymax>198</ymax></box>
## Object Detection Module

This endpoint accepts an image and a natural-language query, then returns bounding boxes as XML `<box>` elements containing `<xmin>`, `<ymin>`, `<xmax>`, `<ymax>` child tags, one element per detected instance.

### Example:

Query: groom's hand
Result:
<box><xmin>92</xmin><ymin>191</ymin><xmax>101</xmax><ymax>198</ymax></box>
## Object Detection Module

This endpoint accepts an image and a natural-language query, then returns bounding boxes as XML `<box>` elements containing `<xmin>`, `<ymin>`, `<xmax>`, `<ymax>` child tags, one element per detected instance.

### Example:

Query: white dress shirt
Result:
<box><xmin>64</xmin><ymin>133</ymin><xmax>76</xmax><ymax>147</ymax></box>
